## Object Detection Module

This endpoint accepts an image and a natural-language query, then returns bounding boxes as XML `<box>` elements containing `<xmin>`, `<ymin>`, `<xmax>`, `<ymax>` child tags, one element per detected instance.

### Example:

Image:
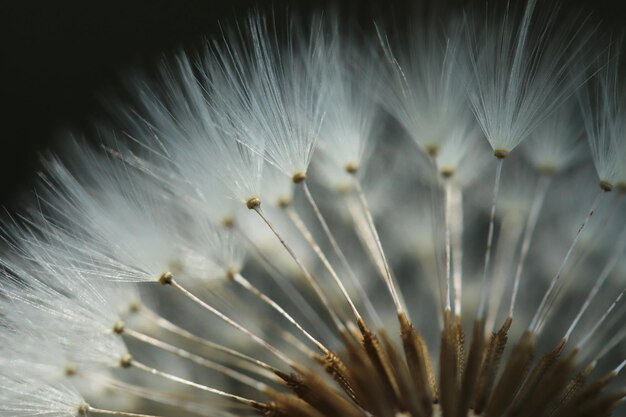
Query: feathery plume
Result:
<box><xmin>1</xmin><ymin>6</ymin><xmax>625</xmax><ymax>417</ymax></box>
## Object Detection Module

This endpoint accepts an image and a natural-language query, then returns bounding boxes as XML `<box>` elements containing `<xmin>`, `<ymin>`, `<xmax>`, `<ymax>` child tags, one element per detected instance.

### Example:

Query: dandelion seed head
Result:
<box><xmin>579</xmin><ymin>46</ymin><xmax>626</xmax><ymax>191</ymax></box>
<box><xmin>379</xmin><ymin>14</ymin><xmax>470</xmax><ymax>157</ymax></box>
<box><xmin>317</xmin><ymin>21</ymin><xmax>381</xmax><ymax>174</ymax></box>
<box><xmin>207</xmin><ymin>14</ymin><xmax>330</xmax><ymax>179</ymax></box>
<box><xmin>2</xmin><ymin>4</ymin><xmax>626</xmax><ymax>417</ymax></box>
<box><xmin>0</xmin><ymin>375</ymin><xmax>85</xmax><ymax>417</ymax></box>
<box><xmin>467</xmin><ymin>1</ymin><xmax>594</xmax><ymax>155</ymax></box>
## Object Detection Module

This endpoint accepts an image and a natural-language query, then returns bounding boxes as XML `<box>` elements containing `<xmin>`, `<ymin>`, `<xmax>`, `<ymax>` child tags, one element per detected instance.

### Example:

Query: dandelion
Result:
<box><xmin>1</xmin><ymin>4</ymin><xmax>626</xmax><ymax>417</ymax></box>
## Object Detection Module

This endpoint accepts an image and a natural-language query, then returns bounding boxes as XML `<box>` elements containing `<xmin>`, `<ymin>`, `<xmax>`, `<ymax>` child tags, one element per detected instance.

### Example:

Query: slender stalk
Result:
<box><xmin>567</xmin><ymin>191</ymin><xmax>623</xmax><ymax>272</ymax></box>
<box><xmin>237</xmin><ymin>227</ymin><xmax>337</xmax><ymax>342</ymax></box>
<box><xmin>444</xmin><ymin>180</ymin><xmax>453</xmax><ymax>312</ymax></box>
<box><xmin>300</xmin><ymin>181</ymin><xmax>382</xmax><ymax>327</ymax></box>
<box><xmin>477</xmin><ymin>158</ymin><xmax>504</xmax><ymax>320</ymax></box>
<box><xmin>595</xmin><ymin>326</ymin><xmax>626</xmax><ymax>363</ymax></box>
<box><xmin>281</xmin><ymin>329</ymin><xmax>319</xmax><ymax>358</ymax></box>
<box><xmin>614</xmin><ymin>359</ymin><xmax>626</xmax><ymax>375</ymax></box>
<box><xmin>344</xmin><ymin>194</ymin><xmax>410</xmax><ymax>317</ymax></box>
<box><xmin>345</xmin><ymin>195</ymin><xmax>387</xmax><ymax>281</ymax></box>
<box><xmin>139</xmin><ymin>307</ymin><xmax>280</xmax><ymax>378</ymax></box>
<box><xmin>130</xmin><ymin>360</ymin><xmax>262</xmax><ymax>407</ymax></box>
<box><xmin>98</xmin><ymin>376</ymin><xmax>231</xmax><ymax>417</ymax></box>
<box><xmin>450</xmin><ymin>185</ymin><xmax>464</xmax><ymax>317</ymax></box>
<box><xmin>427</xmin><ymin>156</ymin><xmax>445</xmax><ymax>321</ymax></box>
<box><xmin>562</xmin><ymin>225</ymin><xmax>626</xmax><ymax>340</ymax></box>
<box><xmin>251</xmin><ymin>205</ymin><xmax>345</xmax><ymax>332</ymax></box>
<box><xmin>124</xmin><ymin>327</ymin><xmax>269</xmax><ymax>391</ymax></box>
<box><xmin>530</xmin><ymin>189</ymin><xmax>606</xmax><ymax>332</ymax></box>
<box><xmin>231</xmin><ymin>271</ymin><xmax>329</xmax><ymax>354</ymax></box>
<box><xmin>576</xmin><ymin>289</ymin><xmax>625</xmax><ymax>350</ymax></box>
<box><xmin>85</xmin><ymin>406</ymin><xmax>163</xmax><ymax>417</ymax></box>
<box><xmin>485</xmin><ymin>213</ymin><xmax>524</xmax><ymax>333</ymax></box>
<box><xmin>352</xmin><ymin>176</ymin><xmax>403</xmax><ymax>313</ymax></box>
<box><xmin>167</xmin><ymin>278</ymin><xmax>296</xmax><ymax>368</ymax></box>
<box><xmin>508</xmin><ymin>174</ymin><xmax>552</xmax><ymax>318</ymax></box>
<box><xmin>284</xmin><ymin>204</ymin><xmax>361</xmax><ymax>321</ymax></box>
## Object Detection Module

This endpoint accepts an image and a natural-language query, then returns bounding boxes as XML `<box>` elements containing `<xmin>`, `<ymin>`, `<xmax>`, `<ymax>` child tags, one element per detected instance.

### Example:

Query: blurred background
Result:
<box><xmin>2</xmin><ymin>0</ymin><xmax>626</xmax><ymax>208</ymax></box>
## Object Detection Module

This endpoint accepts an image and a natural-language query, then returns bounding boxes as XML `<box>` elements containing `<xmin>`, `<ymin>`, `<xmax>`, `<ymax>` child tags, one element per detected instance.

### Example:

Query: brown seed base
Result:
<box><xmin>256</xmin><ymin>313</ymin><xmax>624</xmax><ymax>417</ymax></box>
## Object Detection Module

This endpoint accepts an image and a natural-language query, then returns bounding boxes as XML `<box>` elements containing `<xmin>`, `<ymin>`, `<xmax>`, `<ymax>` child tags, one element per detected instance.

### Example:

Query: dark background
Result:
<box><xmin>1</xmin><ymin>0</ymin><xmax>625</xmax><ymax>208</ymax></box>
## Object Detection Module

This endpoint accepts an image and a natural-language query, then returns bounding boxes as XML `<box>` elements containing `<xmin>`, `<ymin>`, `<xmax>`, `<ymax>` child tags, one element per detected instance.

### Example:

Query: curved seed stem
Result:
<box><xmin>509</xmin><ymin>174</ymin><xmax>552</xmax><ymax>318</ymax></box>
<box><xmin>285</xmin><ymin>203</ymin><xmax>361</xmax><ymax>322</ymax></box>
<box><xmin>301</xmin><ymin>181</ymin><xmax>382</xmax><ymax>326</ymax></box>
<box><xmin>531</xmin><ymin>189</ymin><xmax>605</xmax><ymax>333</ymax></box>
<box><xmin>169</xmin><ymin>278</ymin><xmax>296</xmax><ymax>368</ymax></box>
<box><xmin>124</xmin><ymin>327</ymin><xmax>270</xmax><ymax>391</ymax></box>
<box><xmin>477</xmin><ymin>158</ymin><xmax>504</xmax><ymax>320</ymax></box>
<box><xmin>232</xmin><ymin>272</ymin><xmax>329</xmax><ymax>354</ymax></box>
<box><xmin>352</xmin><ymin>176</ymin><xmax>403</xmax><ymax>313</ymax></box>
<box><xmin>139</xmin><ymin>306</ymin><xmax>280</xmax><ymax>378</ymax></box>
<box><xmin>85</xmin><ymin>406</ymin><xmax>163</xmax><ymax>417</ymax></box>
<box><xmin>130</xmin><ymin>360</ymin><xmax>262</xmax><ymax>407</ymax></box>
<box><xmin>252</xmin><ymin>205</ymin><xmax>345</xmax><ymax>333</ymax></box>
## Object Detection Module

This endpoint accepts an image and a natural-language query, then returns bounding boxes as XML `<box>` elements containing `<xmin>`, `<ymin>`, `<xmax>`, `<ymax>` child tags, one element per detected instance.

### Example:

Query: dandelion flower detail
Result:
<box><xmin>2</xmin><ymin>5</ymin><xmax>626</xmax><ymax>417</ymax></box>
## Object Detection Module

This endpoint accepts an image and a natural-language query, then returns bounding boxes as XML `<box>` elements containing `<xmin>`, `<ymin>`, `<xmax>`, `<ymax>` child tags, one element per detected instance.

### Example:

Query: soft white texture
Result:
<box><xmin>183</xmin><ymin>219</ymin><xmax>247</xmax><ymax>282</ymax></box>
<box><xmin>467</xmin><ymin>0</ymin><xmax>592</xmax><ymax>153</ymax></box>
<box><xmin>202</xmin><ymin>14</ymin><xmax>330</xmax><ymax>178</ymax></box>
<box><xmin>1</xmin><ymin>9</ymin><xmax>625</xmax><ymax>417</ymax></box>
<box><xmin>39</xmin><ymin>152</ymin><xmax>179</xmax><ymax>282</ymax></box>
<box><xmin>0</xmin><ymin>322</ymin><xmax>71</xmax><ymax>383</ymax></box>
<box><xmin>434</xmin><ymin>113</ymin><xmax>485</xmax><ymax>181</ymax></box>
<box><xmin>316</xmin><ymin>22</ymin><xmax>380</xmax><ymax>172</ymax></box>
<box><xmin>35</xmin><ymin>142</ymin><xmax>235</xmax><ymax>284</ymax></box>
<box><xmin>0</xmin><ymin>375</ymin><xmax>83</xmax><ymax>417</ymax></box>
<box><xmin>126</xmin><ymin>54</ymin><xmax>265</xmax><ymax>207</ymax></box>
<box><xmin>579</xmin><ymin>50</ymin><xmax>625</xmax><ymax>187</ymax></box>
<box><xmin>29</xmin><ymin>139</ymin><xmax>249</xmax><ymax>292</ymax></box>
<box><xmin>379</xmin><ymin>16</ymin><xmax>470</xmax><ymax>156</ymax></box>
<box><xmin>0</xmin><ymin>257</ymin><xmax>128</xmax><ymax>368</ymax></box>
